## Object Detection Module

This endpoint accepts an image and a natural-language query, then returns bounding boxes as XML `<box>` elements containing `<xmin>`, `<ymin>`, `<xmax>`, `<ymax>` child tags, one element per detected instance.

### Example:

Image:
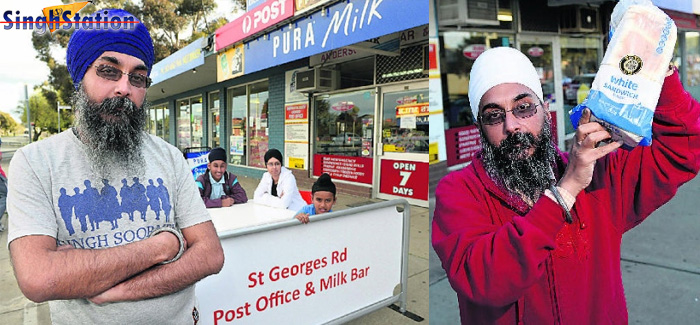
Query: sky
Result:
<box><xmin>0</xmin><ymin>0</ymin><xmax>238</xmax><ymax>122</ymax></box>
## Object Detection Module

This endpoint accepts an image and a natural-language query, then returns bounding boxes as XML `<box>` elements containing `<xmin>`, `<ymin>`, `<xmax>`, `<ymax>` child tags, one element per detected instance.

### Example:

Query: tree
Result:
<box><xmin>15</xmin><ymin>92</ymin><xmax>60</xmax><ymax>142</ymax></box>
<box><xmin>0</xmin><ymin>112</ymin><xmax>21</xmax><ymax>136</ymax></box>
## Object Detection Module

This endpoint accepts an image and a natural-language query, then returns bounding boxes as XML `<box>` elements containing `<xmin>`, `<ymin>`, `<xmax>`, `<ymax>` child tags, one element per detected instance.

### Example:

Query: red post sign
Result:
<box><xmin>313</xmin><ymin>155</ymin><xmax>373</xmax><ymax>184</ymax></box>
<box><xmin>379</xmin><ymin>159</ymin><xmax>428</xmax><ymax>200</ymax></box>
<box><xmin>216</xmin><ymin>0</ymin><xmax>295</xmax><ymax>51</ymax></box>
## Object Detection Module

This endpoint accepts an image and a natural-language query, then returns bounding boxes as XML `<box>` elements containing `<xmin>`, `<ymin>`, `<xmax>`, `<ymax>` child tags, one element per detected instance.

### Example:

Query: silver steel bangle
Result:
<box><xmin>150</xmin><ymin>226</ymin><xmax>185</xmax><ymax>265</ymax></box>
<box><xmin>549</xmin><ymin>185</ymin><xmax>573</xmax><ymax>224</ymax></box>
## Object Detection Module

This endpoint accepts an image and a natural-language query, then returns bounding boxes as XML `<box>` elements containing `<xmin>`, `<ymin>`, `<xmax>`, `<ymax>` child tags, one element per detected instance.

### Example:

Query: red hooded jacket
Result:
<box><xmin>432</xmin><ymin>70</ymin><xmax>700</xmax><ymax>324</ymax></box>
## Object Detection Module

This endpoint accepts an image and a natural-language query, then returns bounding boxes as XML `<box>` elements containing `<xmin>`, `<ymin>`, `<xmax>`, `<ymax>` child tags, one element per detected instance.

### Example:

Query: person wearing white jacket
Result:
<box><xmin>253</xmin><ymin>149</ymin><xmax>306</xmax><ymax>211</ymax></box>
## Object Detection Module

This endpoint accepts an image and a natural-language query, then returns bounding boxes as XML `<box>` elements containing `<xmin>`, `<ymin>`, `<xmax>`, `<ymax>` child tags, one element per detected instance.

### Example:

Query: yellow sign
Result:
<box><xmin>42</xmin><ymin>1</ymin><xmax>92</xmax><ymax>33</ymax></box>
<box><xmin>396</xmin><ymin>102</ymin><xmax>429</xmax><ymax>116</ymax></box>
<box><xmin>429</xmin><ymin>142</ymin><xmax>439</xmax><ymax>164</ymax></box>
<box><xmin>383</xmin><ymin>144</ymin><xmax>405</xmax><ymax>152</ymax></box>
<box><xmin>217</xmin><ymin>44</ymin><xmax>245</xmax><ymax>82</ymax></box>
<box><xmin>288</xmin><ymin>157</ymin><xmax>305</xmax><ymax>169</ymax></box>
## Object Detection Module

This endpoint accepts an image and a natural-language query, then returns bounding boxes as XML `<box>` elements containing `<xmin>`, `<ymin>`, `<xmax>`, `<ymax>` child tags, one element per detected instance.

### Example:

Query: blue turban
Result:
<box><xmin>66</xmin><ymin>9</ymin><xmax>154</xmax><ymax>90</ymax></box>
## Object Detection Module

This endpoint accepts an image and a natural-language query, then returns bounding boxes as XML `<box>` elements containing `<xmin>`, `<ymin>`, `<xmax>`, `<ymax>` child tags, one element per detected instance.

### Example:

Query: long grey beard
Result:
<box><xmin>71</xmin><ymin>85</ymin><xmax>148</xmax><ymax>179</ymax></box>
<box><xmin>480</xmin><ymin>118</ymin><xmax>557</xmax><ymax>203</ymax></box>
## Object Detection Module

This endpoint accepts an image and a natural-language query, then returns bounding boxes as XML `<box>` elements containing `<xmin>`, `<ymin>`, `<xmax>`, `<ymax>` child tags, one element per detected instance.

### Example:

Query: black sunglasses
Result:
<box><xmin>90</xmin><ymin>64</ymin><xmax>152</xmax><ymax>88</ymax></box>
<box><xmin>478</xmin><ymin>102</ymin><xmax>540</xmax><ymax>125</ymax></box>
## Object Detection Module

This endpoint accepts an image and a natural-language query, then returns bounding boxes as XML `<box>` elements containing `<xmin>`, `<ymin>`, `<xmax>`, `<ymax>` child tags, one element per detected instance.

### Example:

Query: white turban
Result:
<box><xmin>468</xmin><ymin>47</ymin><xmax>543</xmax><ymax>120</ymax></box>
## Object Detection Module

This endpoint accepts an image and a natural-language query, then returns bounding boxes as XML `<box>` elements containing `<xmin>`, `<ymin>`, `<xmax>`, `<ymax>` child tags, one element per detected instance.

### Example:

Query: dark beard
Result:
<box><xmin>71</xmin><ymin>85</ymin><xmax>147</xmax><ymax>179</ymax></box>
<box><xmin>480</xmin><ymin>119</ymin><xmax>557</xmax><ymax>203</ymax></box>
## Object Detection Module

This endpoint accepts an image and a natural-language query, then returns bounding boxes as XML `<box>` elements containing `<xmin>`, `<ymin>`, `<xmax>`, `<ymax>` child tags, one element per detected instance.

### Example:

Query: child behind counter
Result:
<box><xmin>294</xmin><ymin>173</ymin><xmax>336</xmax><ymax>224</ymax></box>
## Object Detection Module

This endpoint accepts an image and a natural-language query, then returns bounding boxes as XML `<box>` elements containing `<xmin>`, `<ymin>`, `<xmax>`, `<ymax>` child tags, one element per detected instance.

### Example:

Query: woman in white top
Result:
<box><xmin>253</xmin><ymin>149</ymin><xmax>306</xmax><ymax>211</ymax></box>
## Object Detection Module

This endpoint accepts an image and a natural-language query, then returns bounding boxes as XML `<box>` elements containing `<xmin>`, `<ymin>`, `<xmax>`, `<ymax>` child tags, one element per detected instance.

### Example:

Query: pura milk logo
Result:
<box><xmin>2</xmin><ymin>1</ymin><xmax>137</xmax><ymax>34</ymax></box>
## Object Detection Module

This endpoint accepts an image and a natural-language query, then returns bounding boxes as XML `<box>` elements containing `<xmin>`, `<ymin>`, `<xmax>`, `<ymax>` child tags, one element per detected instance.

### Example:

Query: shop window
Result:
<box><xmin>314</xmin><ymin>89</ymin><xmax>376</xmax><ymax>158</ymax></box>
<box><xmin>176</xmin><ymin>96</ymin><xmax>203</xmax><ymax>151</ymax></box>
<box><xmin>684</xmin><ymin>32</ymin><xmax>700</xmax><ymax>100</ymax></box>
<box><xmin>229</xmin><ymin>86</ymin><xmax>247</xmax><ymax>166</ymax></box>
<box><xmin>147</xmin><ymin>104</ymin><xmax>169</xmax><ymax>141</ymax></box>
<box><xmin>226</xmin><ymin>80</ymin><xmax>269</xmax><ymax>168</ymax></box>
<box><xmin>382</xmin><ymin>89</ymin><xmax>429</xmax><ymax>154</ymax></box>
<box><xmin>560</xmin><ymin>36</ymin><xmax>602</xmax><ymax>137</ymax></box>
<box><xmin>248</xmin><ymin>81</ymin><xmax>269</xmax><ymax>168</ymax></box>
<box><xmin>441</xmin><ymin>31</ymin><xmax>515</xmax><ymax>129</ymax></box>
<box><xmin>209</xmin><ymin>92</ymin><xmax>221</xmax><ymax>148</ymax></box>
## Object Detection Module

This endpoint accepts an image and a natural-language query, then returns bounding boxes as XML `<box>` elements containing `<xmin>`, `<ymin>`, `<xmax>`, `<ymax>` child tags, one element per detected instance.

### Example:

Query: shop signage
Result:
<box><xmin>379</xmin><ymin>159</ymin><xmax>428</xmax><ymax>200</ymax></box>
<box><xmin>285</xmin><ymin>103</ymin><xmax>308</xmax><ymax>120</ymax></box>
<box><xmin>150</xmin><ymin>38</ymin><xmax>204</xmax><ymax>85</ymax></box>
<box><xmin>396</xmin><ymin>102</ymin><xmax>428</xmax><ymax>116</ymax></box>
<box><xmin>216</xmin><ymin>0</ymin><xmax>295</xmax><ymax>51</ymax></box>
<box><xmin>217</xmin><ymin>43</ymin><xmax>245</xmax><ymax>82</ymax></box>
<box><xmin>463</xmin><ymin>44</ymin><xmax>486</xmax><ymax>60</ymax></box>
<box><xmin>399</xmin><ymin>25</ymin><xmax>429</xmax><ymax>47</ymax></box>
<box><xmin>185</xmin><ymin>150</ymin><xmax>210</xmax><ymax>179</ymax></box>
<box><xmin>445</xmin><ymin>125</ymin><xmax>481</xmax><ymax>166</ymax></box>
<box><xmin>527</xmin><ymin>46</ymin><xmax>544</xmax><ymax>57</ymax></box>
<box><xmin>196</xmin><ymin>202</ymin><xmax>404</xmax><ymax>324</ymax></box>
<box><xmin>309</xmin><ymin>33</ymin><xmax>398</xmax><ymax>66</ymax></box>
<box><xmin>313</xmin><ymin>155</ymin><xmax>373</xmax><ymax>184</ymax></box>
<box><xmin>331</xmin><ymin>101</ymin><xmax>354</xmax><ymax>112</ymax></box>
<box><xmin>244</xmin><ymin>0</ymin><xmax>428</xmax><ymax>74</ymax></box>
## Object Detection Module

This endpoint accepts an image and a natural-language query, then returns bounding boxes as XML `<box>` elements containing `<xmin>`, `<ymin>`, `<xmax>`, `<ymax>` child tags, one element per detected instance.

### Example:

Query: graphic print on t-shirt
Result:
<box><xmin>57</xmin><ymin>177</ymin><xmax>172</xmax><ymax>240</ymax></box>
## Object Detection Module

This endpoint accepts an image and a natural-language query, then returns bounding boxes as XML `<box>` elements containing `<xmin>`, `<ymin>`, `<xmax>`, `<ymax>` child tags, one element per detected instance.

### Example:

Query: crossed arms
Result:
<box><xmin>9</xmin><ymin>221</ymin><xmax>223</xmax><ymax>304</ymax></box>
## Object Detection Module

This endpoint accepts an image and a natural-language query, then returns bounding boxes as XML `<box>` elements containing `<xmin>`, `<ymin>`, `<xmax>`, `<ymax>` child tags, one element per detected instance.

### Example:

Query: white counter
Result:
<box><xmin>206</xmin><ymin>201</ymin><xmax>296</xmax><ymax>233</ymax></box>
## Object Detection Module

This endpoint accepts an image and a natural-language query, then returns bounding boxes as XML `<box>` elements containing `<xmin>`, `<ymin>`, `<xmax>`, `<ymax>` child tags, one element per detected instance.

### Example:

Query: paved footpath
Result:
<box><xmin>429</xmin><ymin>175</ymin><xmax>700</xmax><ymax>324</ymax></box>
<box><xmin>0</xmin><ymin>153</ymin><xmax>429</xmax><ymax>324</ymax></box>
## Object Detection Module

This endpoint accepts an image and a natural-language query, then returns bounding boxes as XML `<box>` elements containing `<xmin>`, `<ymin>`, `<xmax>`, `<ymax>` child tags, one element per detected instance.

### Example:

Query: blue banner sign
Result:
<box><xmin>244</xmin><ymin>0</ymin><xmax>428</xmax><ymax>74</ymax></box>
<box><xmin>186</xmin><ymin>150</ymin><xmax>210</xmax><ymax>180</ymax></box>
<box><xmin>151</xmin><ymin>37</ymin><xmax>205</xmax><ymax>85</ymax></box>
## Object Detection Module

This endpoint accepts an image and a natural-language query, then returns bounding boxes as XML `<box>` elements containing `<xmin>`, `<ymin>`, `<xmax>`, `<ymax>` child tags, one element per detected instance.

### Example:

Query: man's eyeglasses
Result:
<box><xmin>91</xmin><ymin>64</ymin><xmax>152</xmax><ymax>88</ymax></box>
<box><xmin>266</xmin><ymin>161</ymin><xmax>282</xmax><ymax>167</ymax></box>
<box><xmin>478</xmin><ymin>102</ymin><xmax>540</xmax><ymax>125</ymax></box>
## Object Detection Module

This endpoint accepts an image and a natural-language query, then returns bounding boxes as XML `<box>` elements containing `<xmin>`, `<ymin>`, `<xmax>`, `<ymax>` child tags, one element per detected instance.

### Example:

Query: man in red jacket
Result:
<box><xmin>432</xmin><ymin>46</ymin><xmax>700</xmax><ymax>324</ymax></box>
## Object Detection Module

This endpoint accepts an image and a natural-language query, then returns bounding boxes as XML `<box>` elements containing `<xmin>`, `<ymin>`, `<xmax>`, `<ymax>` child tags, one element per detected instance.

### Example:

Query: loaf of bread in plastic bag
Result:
<box><xmin>569</xmin><ymin>0</ymin><xmax>676</xmax><ymax>147</ymax></box>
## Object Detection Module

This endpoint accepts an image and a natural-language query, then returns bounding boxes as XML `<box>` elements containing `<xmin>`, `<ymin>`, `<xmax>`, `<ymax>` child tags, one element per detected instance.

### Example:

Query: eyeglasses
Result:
<box><xmin>266</xmin><ymin>161</ymin><xmax>281</xmax><ymax>167</ymax></box>
<box><xmin>478</xmin><ymin>102</ymin><xmax>540</xmax><ymax>125</ymax></box>
<box><xmin>91</xmin><ymin>64</ymin><xmax>152</xmax><ymax>88</ymax></box>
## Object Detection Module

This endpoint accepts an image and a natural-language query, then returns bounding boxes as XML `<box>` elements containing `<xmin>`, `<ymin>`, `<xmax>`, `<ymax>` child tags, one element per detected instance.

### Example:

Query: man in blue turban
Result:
<box><xmin>7</xmin><ymin>9</ymin><xmax>224</xmax><ymax>324</ymax></box>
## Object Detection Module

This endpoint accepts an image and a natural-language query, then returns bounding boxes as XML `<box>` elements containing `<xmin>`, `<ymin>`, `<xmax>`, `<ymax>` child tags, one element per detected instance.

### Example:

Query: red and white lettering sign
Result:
<box><xmin>379</xmin><ymin>159</ymin><xmax>428</xmax><ymax>200</ymax></box>
<box><xmin>463</xmin><ymin>44</ymin><xmax>486</xmax><ymax>60</ymax></box>
<box><xmin>285</xmin><ymin>103</ymin><xmax>308</xmax><ymax>120</ymax></box>
<box><xmin>313</xmin><ymin>155</ymin><xmax>373</xmax><ymax>184</ymax></box>
<box><xmin>445</xmin><ymin>125</ymin><xmax>481</xmax><ymax>166</ymax></box>
<box><xmin>216</xmin><ymin>0</ymin><xmax>295</xmax><ymax>51</ymax></box>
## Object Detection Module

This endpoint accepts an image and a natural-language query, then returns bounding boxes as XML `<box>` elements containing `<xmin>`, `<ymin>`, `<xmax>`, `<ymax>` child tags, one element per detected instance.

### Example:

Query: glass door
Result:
<box><xmin>375</xmin><ymin>81</ymin><xmax>429</xmax><ymax>207</ymax></box>
<box><xmin>517</xmin><ymin>35</ymin><xmax>565</xmax><ymax>150</ymax></box>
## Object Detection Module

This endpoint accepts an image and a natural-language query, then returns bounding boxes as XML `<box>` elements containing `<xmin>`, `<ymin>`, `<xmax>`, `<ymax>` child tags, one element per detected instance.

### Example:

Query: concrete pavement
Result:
<box><xmin>0</xmin><ymin>148</ymin><xmax>429</xmax><ymax>324</ymax></box>
<box><xmin>429</xmin><ymin>173</ymin><xmax>700</xmax><ymax>324</ymax></box>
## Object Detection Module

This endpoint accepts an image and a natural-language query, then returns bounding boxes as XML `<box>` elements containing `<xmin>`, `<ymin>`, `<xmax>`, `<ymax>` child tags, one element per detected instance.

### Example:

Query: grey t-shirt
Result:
<box><xmin>7</xmin><ymin>130</ymin><xmax>211</xmax><ymax>325</ymax></box>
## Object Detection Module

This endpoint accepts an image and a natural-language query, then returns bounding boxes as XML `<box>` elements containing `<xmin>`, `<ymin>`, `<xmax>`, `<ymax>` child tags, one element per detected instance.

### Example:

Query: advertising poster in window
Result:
<box><xmin>445</xmin><ymin>125</ymin><xmax>481</xmax><ymax>166</ymax></box>
<box><xmin>379</xmin><ymin>159</ymin><xmax>429</xmax><ymax>200</ymax></box>
<box><xmin>313</xmin><ymin>155</ymin><xmax>373</xmax><ymax>184</ymax></box>
<box><xmin>285</xmin><ymin>103</ymin><xmax>309</xmax><ymax>170</ymax></box>
<box><xmin>217</xmin><ymin>43</ymin><xmax>244</xmax><ymax>82</ymax></box>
